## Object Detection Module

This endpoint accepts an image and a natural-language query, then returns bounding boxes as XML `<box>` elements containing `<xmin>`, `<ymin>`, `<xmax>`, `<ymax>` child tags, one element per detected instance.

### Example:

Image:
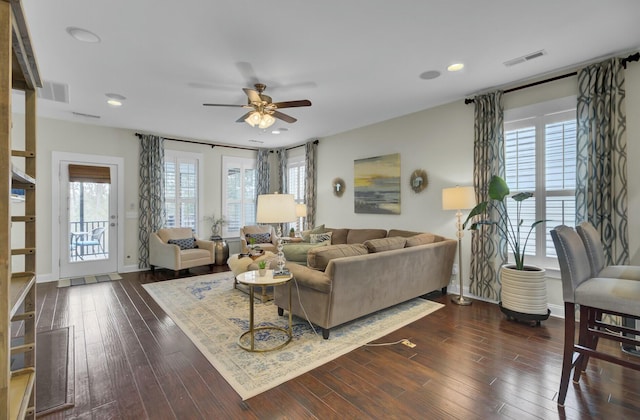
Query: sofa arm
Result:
<box><xmin>149</xmin><ymin>233</ymin><xmax>180</xmax><ymax>269</ymax></box>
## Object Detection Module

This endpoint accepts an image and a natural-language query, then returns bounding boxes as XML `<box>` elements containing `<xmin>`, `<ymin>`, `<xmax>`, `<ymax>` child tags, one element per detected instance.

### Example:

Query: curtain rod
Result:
<box><xmin>135</xmin><ymin>133</ymin><xmax>256</xmax><ymax>151</ymax></box>
<box><xmin>464</xmin><ymin>52</ymin><xmax>640</xmax><ymax>104</ymax></box>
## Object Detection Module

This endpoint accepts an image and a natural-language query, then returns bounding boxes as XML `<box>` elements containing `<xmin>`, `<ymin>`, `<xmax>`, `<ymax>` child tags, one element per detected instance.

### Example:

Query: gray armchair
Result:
<box><xmin>149</xmin><ymin>227</ymin><xmax>215</xmax><ymax>275</ymax></box>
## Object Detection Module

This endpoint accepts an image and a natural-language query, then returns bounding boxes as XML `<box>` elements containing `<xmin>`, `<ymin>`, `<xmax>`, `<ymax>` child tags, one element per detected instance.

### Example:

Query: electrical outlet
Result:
<box><xmin>401</xmin><ymin>339</ymin><xmax>416</xmax><ymax>348</ymax></box>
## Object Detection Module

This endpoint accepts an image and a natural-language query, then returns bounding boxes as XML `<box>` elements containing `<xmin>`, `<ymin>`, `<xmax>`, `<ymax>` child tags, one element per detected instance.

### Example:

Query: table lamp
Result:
<box><xmin>442</xmin><ymin>186</ymin><xmax>476</xmax><ymax>306</ymax></box>
<box><xmin>295</xmin><ymin>203</ymin><xmax>307</xmax><ymax>233</ymax></box>
<box><xmin>256</xmin><ymin>193</ymin><xmax>297</xmax><ymax>273</ymax></box>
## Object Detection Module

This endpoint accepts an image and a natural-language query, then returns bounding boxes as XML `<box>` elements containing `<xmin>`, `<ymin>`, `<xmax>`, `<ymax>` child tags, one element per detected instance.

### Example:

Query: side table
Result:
<box><xmin>235</xmin><ymin>270</ymin><xmax>293</xmax><ymax>352</ymax></box>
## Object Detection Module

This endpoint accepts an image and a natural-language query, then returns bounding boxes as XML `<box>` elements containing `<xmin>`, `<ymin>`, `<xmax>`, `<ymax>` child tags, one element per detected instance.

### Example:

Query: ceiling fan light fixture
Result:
<box><xmin>245</xmin><ymin>111</ymin><xmax>262</xmax><ymax>127</ymax></box>
<box><xmin>258</xmin><ymin>113</ymin><xmax>276</xmax><ymax>129</ymax></box>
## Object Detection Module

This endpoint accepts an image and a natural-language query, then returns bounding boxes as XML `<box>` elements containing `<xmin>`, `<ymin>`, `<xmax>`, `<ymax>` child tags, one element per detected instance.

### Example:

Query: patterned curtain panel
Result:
<box><xmin>256</xmin><ymin>149</ymin><xmax>270</xmax><ymax>196</ymax></box>
<box><xmin>276</xmin><ymin>147</ymin><xmax>287</xmax><ymax>193</ymax></box>
<box><xmin>469</xmin><ymin>91</ymin><xmax>507</xmax><ymax>301</ymax></box>
<box><xmin>138</xmin><ymin>134</ymin><xmax>165</xmax><ymax>268</ymax></box>
<box><xmin>304</xmin><ymin>140</ymin><xmax>318</xmax><ymax>229</ymax></box>
<box><xmin>576</xmin><ymin>58</ymin><xmax>629</xmax><ymax>265</ymax></box>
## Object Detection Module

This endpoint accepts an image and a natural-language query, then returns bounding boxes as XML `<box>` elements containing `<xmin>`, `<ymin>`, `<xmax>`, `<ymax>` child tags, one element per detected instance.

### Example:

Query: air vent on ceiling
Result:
<box><xmin>37</xmin><ymin>80</ymin><xmax>70</xmax><ymax>103</ymax></box>
<box><xmin>72</xmin><ymin>111</ymin><xmax>100</xmax><ymax>119</ymax></box>
<box><xmin>504</xmin><ymin>50</ymin><xmax>547</xmax><ymax>67</ymax></box>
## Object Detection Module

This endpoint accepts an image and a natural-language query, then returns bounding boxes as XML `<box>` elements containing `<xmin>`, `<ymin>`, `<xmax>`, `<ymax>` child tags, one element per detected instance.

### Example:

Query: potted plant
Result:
<box><xmin>289</xmin><ymin>227</ymin><xmax>295</xmax><ymax>238</ymax></box>
<box><xmin>463</xmin><ymin>175</ymin><xmax>550</xmax><ymax>324</ymax></box>
<box><xmin>257</xmin><ymin>260</ymin><xmax>268</xmax><ymax>276</ymax></box>
<box><xmin>204</xmin><ymin>214</ymin><xmax>227</xmax><ymax>239</ymax></box>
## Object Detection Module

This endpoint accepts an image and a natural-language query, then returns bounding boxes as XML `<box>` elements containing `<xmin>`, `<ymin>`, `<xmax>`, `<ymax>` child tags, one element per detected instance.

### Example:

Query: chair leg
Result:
<box><xmin>558</xmin><ymin>302</ymin><xmax>576</xmax><ymax>407</ymax></box>
<box><xmin>573</xmin><ymin>305</ymin><xmax>591</xmax><ymax>383</ymax></box>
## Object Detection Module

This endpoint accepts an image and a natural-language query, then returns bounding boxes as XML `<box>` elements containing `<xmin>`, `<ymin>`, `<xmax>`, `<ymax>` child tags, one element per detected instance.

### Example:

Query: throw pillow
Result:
<box><xmin>405</xmin><ymin>233</ymin><xmax>442</xmax><ymax>247</ymax></box>
<box><xmin>302</xmin><ymin>224</ymin><xmax>326</xmax><ymax>242</ymax></box>
<box><xmin>310</xmin><ymin>232</ymin><xmax>332</xmax><ymax>244</ymax></box>
<box><xmin>246</xmin><ymin>232</ymin><xmax>271</xmax><ymax>244</ymax></box>
<box><xmin>168</xmin><ymin>237</ymin><xmax>197</xmax><ymax>250</ymax></box>
<box><xmin>363</xmin><ymin>237</ymin><xmax>406</xmax><ymax>253</ymax></box>
<box><xmin>307</xmin><ymin>244</ymin><xmax>368</xmax><ymax>271</ymax></box>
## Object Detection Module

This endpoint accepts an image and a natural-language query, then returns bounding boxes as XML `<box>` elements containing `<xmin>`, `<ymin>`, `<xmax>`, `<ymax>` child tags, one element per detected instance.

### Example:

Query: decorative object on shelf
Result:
<box><xmin>257</xmin><ymin>260</ymin><xmax>268</xmax><ymax>276</ymax></box>
<box><xmin>332</xmin><ymin>178</ymin><xmax>345</xmax><ymax>197</ymax></box>
<box><xmin>256</xmin><ymin>193</ymin><xmax>297</xmax><ymax>273</ymax></box>
<box><xmin>410</xmin><ymin>169</ymin><xmax>428</xmax><ymax>193</ymax></box>
<box><xmin>463</xmin><ymin>175</ymin><xmax>550</xmax><ymax>323</ymax></box>
<box><xmin>354</xmin><ymin>153</ymin><xmax>401</xmax><ymax>214</ymax></box>
<box><xmin>442</xmin><ymin>185</ymin><xmax>476</xmax><ymax>306</ymax></box>
<box><xmin>204</xmin><ymin>213</ymin><xmax>227</xmax><ymax>239</ymax></box>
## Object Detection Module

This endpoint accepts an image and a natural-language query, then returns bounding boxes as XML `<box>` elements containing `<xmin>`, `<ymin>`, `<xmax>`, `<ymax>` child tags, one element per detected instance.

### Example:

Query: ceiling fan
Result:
<box><xmin>203</xmin><ymin>83</ymin><xmax>312</xmax><ymax>128</ymax></box>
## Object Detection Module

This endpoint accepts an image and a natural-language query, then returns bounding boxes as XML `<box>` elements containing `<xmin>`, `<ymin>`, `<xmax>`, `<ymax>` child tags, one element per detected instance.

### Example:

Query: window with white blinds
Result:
<box><xmin>164</xmin><ymin>150</ymin><xmax>201</xmax><ymax>232</ymax></box>
<box><xmin>287</xmin><ymin>155</ymin><xmax>306</xmax><ymax>231</ymax></box>
<box><xmin>222</xmin><ymin>156</ymin><xmax>256</xmax><ymax>237</ymax></box>
<box><xmin>504</xmin><ymin>97</ymin><xmax>576</xmax><ymax>267</ymax></box>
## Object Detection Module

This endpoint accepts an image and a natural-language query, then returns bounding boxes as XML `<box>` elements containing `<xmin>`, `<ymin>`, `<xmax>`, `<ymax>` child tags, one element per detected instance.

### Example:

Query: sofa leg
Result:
<box><xmin>322</xmin><ymin>328</ymin><xmax>330</xmax><ymax>339</ymax></box>
<box><xmin>174</xmin><ymin>270</ymin><xmax>180</xmax><ymax>277</ymax></box>
<box><xmin>150</xmin><ymin>265</ymin><xmax>155</xmax><ymax>272</ymax></box>
<box><xmin>209</xmin><ymin>264</ymin><xmax>214</xmax><ymax>270</ymax></box>
<box><xmin>277</xmin><ymin>307</ymin><xmax>284</xmax><ymax>316</ymax></box>
<box><xmin>441</xmin><ymin>286</ymin><xmax>447</xmax><ymax>295</ymax></box>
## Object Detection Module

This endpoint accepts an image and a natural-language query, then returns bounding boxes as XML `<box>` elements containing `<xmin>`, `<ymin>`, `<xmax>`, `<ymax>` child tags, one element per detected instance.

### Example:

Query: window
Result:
<box><xmin>504</xmin><ymin>97</ymin><xmax>576</xmax><ymax>267</ymax></box>
<box><xmin>222</xmin><ymin>156</ymin><xmax>256</xmax><ymax>237</ymax></box>
<box><xmin>164</xmin><ymin>150</ymin><xmax>202</xmax><ymax>232</ymax></box>
<box><xmin>287</xmin><ymin>155</ymin><xmax>306</xmax><ymax>231</ymax></box>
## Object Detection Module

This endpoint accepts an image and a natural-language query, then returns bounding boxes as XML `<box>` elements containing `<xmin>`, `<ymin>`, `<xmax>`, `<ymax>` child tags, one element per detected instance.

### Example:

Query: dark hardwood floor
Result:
<box><xmin>34</xmin><ymin>267</ymin><xmax>640</xmax><ymax>419</ymax></box>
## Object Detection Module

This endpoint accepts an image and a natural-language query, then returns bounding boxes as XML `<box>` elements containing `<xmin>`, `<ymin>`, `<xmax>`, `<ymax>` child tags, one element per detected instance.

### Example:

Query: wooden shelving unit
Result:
<box><xmin>1</xmin><ymin>1</ymin><xmax>41</xmax><ymax>419</ymax></box>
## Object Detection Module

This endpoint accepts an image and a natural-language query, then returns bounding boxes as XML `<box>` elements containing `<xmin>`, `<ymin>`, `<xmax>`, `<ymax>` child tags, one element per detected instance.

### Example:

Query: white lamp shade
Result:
<box><xmin>295</xmin><ymin>203</ymin><xmax>307</xmax><ymax>217</ymax></box>
<box><xmin>442</xmin><ymin>186</ymin><xmax>476</xmax><ymax>210</ymax></box>
<box><xmin>256</xmin><ymin>193</ymin><xmax>297</xmax><ymax>223</ymax></box>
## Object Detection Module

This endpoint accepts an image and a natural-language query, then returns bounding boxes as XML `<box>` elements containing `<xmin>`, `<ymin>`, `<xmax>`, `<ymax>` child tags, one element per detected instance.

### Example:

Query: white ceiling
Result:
<box><xmin>13</xmin><ymin>0</ymin><xmax>640</xmax><ymax>148</ymax></box>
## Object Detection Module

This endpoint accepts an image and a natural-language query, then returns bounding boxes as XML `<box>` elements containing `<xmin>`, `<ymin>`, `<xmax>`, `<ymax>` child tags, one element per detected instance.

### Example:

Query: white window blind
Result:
<box><xmin>287</xmin><ymin>155</ymin><xmax>306</xmax><ymax>231</ymax></box>
<box><xmin>164</xmin><ymin>150</ymin><xmax>201</xmax><ymax>232</ymax></box>
<box><xmin>222</xmin><ymin>156</ymin><xmax>256</xmax><ymax>237</ymax></box>
<box><xmin>504</xmin><ymin>97</ymin><xmax>576</xmax><ymax>268</ymax></box>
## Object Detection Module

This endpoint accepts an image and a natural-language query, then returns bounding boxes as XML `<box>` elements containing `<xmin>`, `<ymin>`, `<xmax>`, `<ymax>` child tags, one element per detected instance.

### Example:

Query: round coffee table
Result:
<box><xmin>235</xmin><ymin>270</ymin><xmax>293</xmax><ymax>352</ymax></box>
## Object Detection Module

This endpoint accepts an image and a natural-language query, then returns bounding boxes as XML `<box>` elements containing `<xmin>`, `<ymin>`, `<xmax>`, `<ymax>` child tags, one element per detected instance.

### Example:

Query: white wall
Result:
<box><xmin>316</xmin><ymin>63</ymin><xmax>640</xmax><ymax>310</ymax></box>
<box><xmin>12</xmin><ymin>63</ymin><xmax>640</xmax><ymax>298</ymax></box>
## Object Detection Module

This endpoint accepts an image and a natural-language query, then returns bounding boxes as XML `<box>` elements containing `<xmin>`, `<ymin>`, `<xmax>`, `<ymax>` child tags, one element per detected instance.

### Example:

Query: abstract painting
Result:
<box><xmin>354</xmin><ymin>153</ymin><xmax>401</xmax><ymax>214</ymax></box>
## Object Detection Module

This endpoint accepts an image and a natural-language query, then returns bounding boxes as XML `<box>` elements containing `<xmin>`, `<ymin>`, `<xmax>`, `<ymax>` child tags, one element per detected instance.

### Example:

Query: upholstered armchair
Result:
<box><xmin>239</xmin><ymin>225</ymin><xmax>278</xmax><ymax>253</ymax></box>
<box><xmin>149</xmin><ymin>227</ymin><xmax>215</xmax><ymax>275</ymax></box>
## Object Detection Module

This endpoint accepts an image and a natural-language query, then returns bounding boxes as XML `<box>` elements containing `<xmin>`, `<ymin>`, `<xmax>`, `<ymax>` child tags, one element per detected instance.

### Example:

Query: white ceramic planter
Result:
<box><xmin>500</xmin><ymin>264</ymin><xmax>548</xmax><ymax>315</ymax></box>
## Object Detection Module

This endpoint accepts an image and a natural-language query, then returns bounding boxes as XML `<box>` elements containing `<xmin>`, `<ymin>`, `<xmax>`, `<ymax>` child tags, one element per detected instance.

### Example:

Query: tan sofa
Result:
<box><xmin>149</xmin><ymin>227</ymin><xmax>215</xmax><ymax>275</ymax></box>
<box><xmin>274</xmin><ymin>230</ymin><xmax>457</xmax><ymax>338</ymax></box>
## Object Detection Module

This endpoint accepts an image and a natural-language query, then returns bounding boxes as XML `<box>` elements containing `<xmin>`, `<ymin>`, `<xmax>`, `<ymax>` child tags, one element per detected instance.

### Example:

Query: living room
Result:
<box><xmin>4</xmin><ymin>0</ymin><xmax>640</xmax><ymax>418</ymax></box>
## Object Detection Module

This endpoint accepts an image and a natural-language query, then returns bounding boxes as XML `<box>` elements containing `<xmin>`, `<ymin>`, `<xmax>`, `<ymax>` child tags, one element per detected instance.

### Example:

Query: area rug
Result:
<box><xmin>57</xmin><ymin>272</ymin><xmax>122</xmax><ymax>288</ymax></box>
<box><xmin>143</xmin><ymin>272</ymin><xmax>443</xmax><ymax>400</ymax></box>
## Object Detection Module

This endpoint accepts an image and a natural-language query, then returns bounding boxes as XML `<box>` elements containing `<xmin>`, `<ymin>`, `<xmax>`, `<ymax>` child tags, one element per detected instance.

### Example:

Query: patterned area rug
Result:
<box><xmin>143</xmin><ymin>272</ymin><xmax>443</xmax><ymax>400</ymax></box>
<box><xmin>57</xmin><ymin>272</ymin><xmax>122</xmax><ymax>288</ymax></box>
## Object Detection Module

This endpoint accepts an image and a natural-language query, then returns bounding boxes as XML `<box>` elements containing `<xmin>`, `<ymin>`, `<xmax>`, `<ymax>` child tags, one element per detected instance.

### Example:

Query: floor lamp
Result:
<box><xmin>256</xmin><ymin>193</ymin><xmax>297</xmax><ymax>273</ymax></box>
<box><xmin>442</xmin><ymin>186</ymin><xmax>476</xmax><ymax>306</ymax></box>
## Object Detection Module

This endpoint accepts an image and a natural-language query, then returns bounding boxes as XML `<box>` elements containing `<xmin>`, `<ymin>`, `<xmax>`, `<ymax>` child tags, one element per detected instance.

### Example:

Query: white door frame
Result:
<box><xmin>51</xmin><ymin>151</ymin><xmax>125</xmax><ymax>280</ymax></box>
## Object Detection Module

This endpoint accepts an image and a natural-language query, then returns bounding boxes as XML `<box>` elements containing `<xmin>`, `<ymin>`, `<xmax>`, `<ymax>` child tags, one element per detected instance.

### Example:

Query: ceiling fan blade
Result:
<box><xmin>271</xmin><ymin>99</ymin><xmax>312</xmax><ymax>109</ymax></box>
<box><xmin>236</xmin><ymin>112</ymin><xmax>252</xmax><ymax>123</ymax></box>
<box><xmin>243</xmin><ymin>88</ymin><xmax>262</xmax><ymax>104</ymax></box>
<box><xmin>272</xmin><ymin>110</ymin><xmax>297</xmax><ymax>123</ymax></box>
<box><xmin>203</xmin><ymin>103</ymin><xmax>245</xmax><ymax>107</ymax></box>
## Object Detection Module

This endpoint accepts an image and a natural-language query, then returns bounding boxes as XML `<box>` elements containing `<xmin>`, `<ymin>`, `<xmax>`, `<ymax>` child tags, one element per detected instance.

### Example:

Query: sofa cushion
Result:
<box><xmin>310</xmin><ymin>232</ymin><xmax>332</xmax><ymax>244</ymax></box>
<box><xmin>326</xmin><ymin>228</ymin><xmax>349</xmax><ymax>244</ymax></box>
<box><xmin>283</xmin><ymin>242</ymin><xmax>328</xmax><ymax>264</ymax></box>
<box><xmin>302</xmin><ymin>224</ymin><xmax>326</xmax><ymax>242</ymax></box>
<box><xmin>168</xmin><ymin>237</ymin><xmax>198</xmax><ymax>250</ymax></box>
<box><xmin>307</xmin><ymin>244</ymin><xmax>368</xmax><ymax>271</ymax></box>
<box><xmin>364</xmin><ymin>237</ymin><xmax>407</xmax><ymax>253</ymax></box>
<box><xmin>246</xmin><ymin>232</ymin><xmax>271</xmax><ymax>244</ymax></box>
<box><xmin>347</xmin><ymin>228</ymin><xmax>388</xmax><ymax>244</ymax></box>
<box><xmin>387</xmin><ymin>229</ymin><xmax>422</xmax><ymax>238</ymax></box>
<box><xmin>405</xmin><ymin>233</ymin><xmax>444</xmax><ymax>247</ymax></box>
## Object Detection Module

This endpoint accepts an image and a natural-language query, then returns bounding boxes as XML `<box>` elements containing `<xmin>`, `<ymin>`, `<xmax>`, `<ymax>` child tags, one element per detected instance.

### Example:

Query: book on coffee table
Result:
<box><xmin>273</xmin><ymin>268</ymin><xmax>291</xmax><ymax>279</ymax></box>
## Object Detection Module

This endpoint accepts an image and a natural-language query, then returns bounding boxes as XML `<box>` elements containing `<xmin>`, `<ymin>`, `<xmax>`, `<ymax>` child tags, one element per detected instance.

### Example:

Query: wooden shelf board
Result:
<box><xmin>11</xmin><ymin>164</ymin><xmax>35</xmax><ymax>185</ymax></box>
<box><xmin>10</xmin><ymin>272</ymin><xmax>36</xmax><ymax>319</ymax></box>
<box><xmin>9</xmin><ymin>368</ymin><xmax>35</xmax><ymax>420</ymax></box>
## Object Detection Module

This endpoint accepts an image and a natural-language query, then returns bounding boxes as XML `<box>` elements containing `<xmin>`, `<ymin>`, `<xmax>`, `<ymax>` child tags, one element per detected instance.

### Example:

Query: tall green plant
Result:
<box><xmin>462</xmin><ymin>175</ymin><xmax>546</xmax><ymax>270</ymax></box>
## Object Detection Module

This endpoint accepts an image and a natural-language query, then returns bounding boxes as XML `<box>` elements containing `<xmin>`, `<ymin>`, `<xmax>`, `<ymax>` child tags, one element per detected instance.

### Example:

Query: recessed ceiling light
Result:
<box><xmin>271</xmin><ymin>129</ymin><xmax>281</xmax><ymax>134</ymax></box>
<box><xmin>419</xmin><ymin>70</ymin><xmax>441</xmax><ymax>80</ymax></box>
<box><xmin>447</xmin><ymin>63</ymin><xmax>465</xmax><ymax>72</ymax></box>
<box><xmin>107</xmin><ymin>99</ymin><xmax>122</xmax><ymax>107</ymax></box>
<box><xmin>66</xmin><ymin>27</ymin><xmax>101</xmax><ymax>43</ymax></box>
<box><xmin>106</xmin><ymin>93</ymin><xmax>126</xmax><ymax>107</ymax></box>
